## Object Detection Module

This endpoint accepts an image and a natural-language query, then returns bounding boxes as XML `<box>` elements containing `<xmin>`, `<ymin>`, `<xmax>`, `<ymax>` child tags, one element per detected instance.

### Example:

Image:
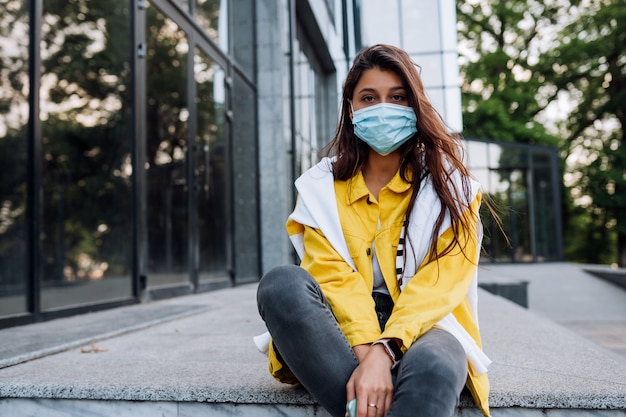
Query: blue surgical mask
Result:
<box><xmin>351</xmin><ymin>103</ymin><xmax>418</xmax><ymax>155</ymax></box>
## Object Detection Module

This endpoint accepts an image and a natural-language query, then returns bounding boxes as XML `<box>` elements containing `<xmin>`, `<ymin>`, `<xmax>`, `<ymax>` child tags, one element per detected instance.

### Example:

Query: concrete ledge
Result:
<box><xmin>478</xmin><ymin>291</ymin><xmax>626</xmax><ymax>410</ymax></box>
<box><xmin>2</xmin><ymin>398</ymin><xmax>626</xmax><ymax>417</ymax></box>
<box><xmin>0</xmin><ymin>300</ymin><xmax>213</xmax><ymax>369</ymax></box>
<box><xmin>478</xmin><ymin>280</ymin><xmax>528</xmax><ymax>308</ymax></box>
<box><xmin>1</xmin><ymin>282</ymin><xmax>625</xmax><ymax>416</ymax></box>
<box><xmin>585</xmin><ymin>267</ymin><xmax>626</xmax><ymax>290</ymax></box>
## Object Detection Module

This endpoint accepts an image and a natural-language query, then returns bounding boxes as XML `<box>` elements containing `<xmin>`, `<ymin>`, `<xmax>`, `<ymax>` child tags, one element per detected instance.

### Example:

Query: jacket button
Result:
<box><xmin>366</xmin><ymin>248</ymin><xmax>371</xmax><ymax>256</ymax></box>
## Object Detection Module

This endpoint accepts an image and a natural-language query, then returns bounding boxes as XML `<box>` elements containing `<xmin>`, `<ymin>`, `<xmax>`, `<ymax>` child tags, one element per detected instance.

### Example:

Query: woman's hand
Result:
<box><xmin>346</xmin><ymin>344</ymin><xmax>394</xmax><ymax>417</ymax></box>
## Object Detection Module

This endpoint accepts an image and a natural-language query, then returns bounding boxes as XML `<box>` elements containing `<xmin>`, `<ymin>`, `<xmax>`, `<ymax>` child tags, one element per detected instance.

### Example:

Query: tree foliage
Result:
<box><xmin>541</xmin><ymin>0</ymin><xmax>626</xmax><ymax>265</ymax></box>
<box><xmin>457</xmin><ymin>0</ymin><xmax>626</xmax><ymax>265</ymax></box>
<box><xmin>456</xmin><ymin>0</ymin><xmax>565</xmax><ymax>146</ymax></box>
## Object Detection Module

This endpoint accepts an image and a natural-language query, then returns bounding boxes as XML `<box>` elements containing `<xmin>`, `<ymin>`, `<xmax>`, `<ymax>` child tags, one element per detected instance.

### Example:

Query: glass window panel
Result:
<box><xmin>400</xmin><ymin>0</ymin><xmax>441</xmax><ymax>53</ymax></box>
<box><xmin>467</xmin><ymin>140</ymin><xmax>561</xmax><ymax>262</ymax></box>
<box><xmin>422</xmin><ymin>88</ymin><xmax>445</xmax><ymax>121</ymax></box>
<box><xmin>359</xmin><ymin>0</ymin><xmax>401</xmax><ymax>46</ymax></box>
<box><xmin>509</xmin><ymin>167</ymin><xmax>532</xmax><ymax>262</ymax></box>
<box><xmin>39</xmin><ymin>0</ymin><xmax>133</xmax><ymax>310</ymax></box>
<box><xmin>194</xmin><ymin>48</ymin><xmax>228</xmax><ymax>283</ymax></box>
<box><xmin>486</xmin><ymin>142</ymin><xmax>503</xmax><ymax>168</ymax></box>
<box><xmin>0</xmin><ymin>1</ymin><xmax>29</xmax><ymax>316</ymax></box>
<box><xmin>439</xmin><ymin>0</ymin><xmax>457</xmax><ymax>51</ymax></box>
<box><xmin>195</xmin><ymin>0</ymin><xmax>228</xmax><ymax>50</ymax></box>
<box><xmin>444</xmin><ymin>84</ymin><xmax>463</xmax><ymax>133</ymax></box>
<box><xmin>480</xmin><ymin>192</ymin><xmax>511</xmax><ymax>262</ymax></box>
<box><xmin>145</xmin><ymin>4</ymin><xmax>189</xmax><ymax>288</ymax></box>
<box><xmin>411</xmin><ymin>54</ymin><xmax>441</xmax><ymax>90</ymax></box>
<box><xmin>464</xmin><ymin>140</ymin><xmax>488</xmax><ymax>169</ymax></box>
<box><xmin>532</xmin><ymin>150</ymin><xmax>558</xmax><ymax>261</ymax></box>
<box><xmin>294</xmin><ymin>44</ymin><xmax>316</xmax><ymax>176</ymax></box>
<box><xmin>293</xmin><ymin>34</ymin><xmax>329</xmax><ymax>176</ymax></box>
<box><xmin>491</xmin><ymin>146</ymin><xmax>532</xmax><ymax>262</ymax></box>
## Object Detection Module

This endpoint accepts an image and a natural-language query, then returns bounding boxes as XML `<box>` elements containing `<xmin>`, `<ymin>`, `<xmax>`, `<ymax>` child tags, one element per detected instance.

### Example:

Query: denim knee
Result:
<box><xmin>400</xmin><ymin>329</ymin><xmax>468</xmax><ymax>386</ymax></box>
<box><xmin>257</xmin><ymin>265</ymin><xmax>313</xmax><ymax>317</ymax></box>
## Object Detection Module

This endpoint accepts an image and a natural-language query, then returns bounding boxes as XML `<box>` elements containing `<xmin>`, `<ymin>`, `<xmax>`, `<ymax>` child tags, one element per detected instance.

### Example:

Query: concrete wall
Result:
<box><xmin>256</xmin><ymin>0</ymin><xmax>292</xmax><ymax>274</ymax></box>
<box><xmin>359</xmin><ymin>0</ymin><xmax>463</xmax><ymax>132</ymax></box>
<box><xmin>256</xmin><ymin>0</ymin><xmax>354</xmax><ymax>273</ymax></box>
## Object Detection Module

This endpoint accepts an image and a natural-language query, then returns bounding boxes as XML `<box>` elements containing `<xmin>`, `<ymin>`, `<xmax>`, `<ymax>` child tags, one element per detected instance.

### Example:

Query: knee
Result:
<box><xmin>402</xmin><ymin>329</ymin><xmax>468</xmax><ymax>385</ymax></box>
<box><xmin>257</xmin><ymin>265</ymin><xmax>312</xmax><ymax>314</ymax></box>
<box><xmin>258</xmin><ymin>265</ymin><xmax>305</xmax><ymax>297</ymax></box>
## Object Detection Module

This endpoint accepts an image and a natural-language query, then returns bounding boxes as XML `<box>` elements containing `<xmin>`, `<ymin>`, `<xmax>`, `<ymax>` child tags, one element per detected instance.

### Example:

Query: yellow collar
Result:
<box><xmin>344</xmin><ymin>169</ymin><xmax>413</xmax><ymax>206</ymax></box>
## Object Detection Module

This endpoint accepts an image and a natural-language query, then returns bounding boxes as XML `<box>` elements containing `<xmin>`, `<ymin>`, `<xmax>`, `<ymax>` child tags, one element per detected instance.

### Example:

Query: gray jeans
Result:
<box><xmin>257</xmin><ymin>265</ymin><xmax>468</xmax><ymax>417</ymax></box>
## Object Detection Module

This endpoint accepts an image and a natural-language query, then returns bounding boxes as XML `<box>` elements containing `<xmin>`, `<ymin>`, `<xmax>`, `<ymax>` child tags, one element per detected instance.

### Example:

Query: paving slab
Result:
<box><xmin>478</xmin><ymin>262</ymin><xmax>626</xmax><ymax>360</ymax></box>
<box><xmin>0</xmin><ymin>277</ymin><xmax>625</xmax><ymax>415</ymax></box>
<box><xmin>0</xmin><ymin>300</ymin><xmax>212</xmax><ymax>369</ymax></box>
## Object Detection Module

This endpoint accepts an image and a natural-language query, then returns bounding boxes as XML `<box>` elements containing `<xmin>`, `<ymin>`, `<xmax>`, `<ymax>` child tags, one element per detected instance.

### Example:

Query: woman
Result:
<box><xmin>256</xmin><ymin>44</ymin><xmax>491</xmax><ymax>417</ymax></box>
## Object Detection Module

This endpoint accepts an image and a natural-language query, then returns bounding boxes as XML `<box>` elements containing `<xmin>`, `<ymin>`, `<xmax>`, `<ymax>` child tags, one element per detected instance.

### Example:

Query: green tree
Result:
<box><xmin>457</xmin><ymin>0</ymin><xmax>566</xmax><ymax>262</ymax></box>
<box><xmin>457</xmin><ymin>0</ymin><xmax>626</xmax><ymax>266</ymax></box>
<box><xmin>456</xmin><ymin>0</ymin><xmax>563</xmax><ymax>147</ymax></box>
<box><xmin>540</xmin><ymin>0</ymin><xmax>626</xmax><ymax>266</ymax></box>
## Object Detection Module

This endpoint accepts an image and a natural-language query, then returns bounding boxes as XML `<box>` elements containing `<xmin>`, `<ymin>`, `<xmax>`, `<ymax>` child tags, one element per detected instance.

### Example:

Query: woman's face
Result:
<box><xmin>350</xmin><ymin>67</ymin><xmax>409</xmax><ymax>114</ymax></box>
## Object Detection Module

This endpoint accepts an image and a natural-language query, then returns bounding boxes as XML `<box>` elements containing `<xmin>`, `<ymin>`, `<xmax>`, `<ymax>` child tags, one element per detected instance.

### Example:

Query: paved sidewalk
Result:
<box><xmin>478</xmin><ymin>262</ymin><xmax>626</xmax><ymax>360</ymax></box>
<box><xmin>1</xmin><ymin>262</ymin><xmax>626</xmax><ymax>417</ymax></box>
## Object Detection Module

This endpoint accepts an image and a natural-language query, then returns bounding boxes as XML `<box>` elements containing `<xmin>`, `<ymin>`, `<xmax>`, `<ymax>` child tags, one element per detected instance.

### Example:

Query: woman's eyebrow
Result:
<box><xmin>356</xmin><ymin>87</ymin><xmax>376</xmax><ymax>95</ymax></box>
<box><xmin>356</xmin><ymin>86</ymin><xmax>406</xmax><ymax>95</ymax></box>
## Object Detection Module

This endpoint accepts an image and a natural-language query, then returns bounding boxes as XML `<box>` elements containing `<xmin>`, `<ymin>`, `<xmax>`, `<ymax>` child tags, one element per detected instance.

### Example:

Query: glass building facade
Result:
<box><xmin>464</xmin><ymin>139</ymin><xmax>563</xmax><ymax>263</ymax></box>
<box><xmin>0</xmin><ymin>0</ymin><xmax>562</xmax><ymax>329</ymax></box>
<box><xmin>0</xmin><ymin>0</ymin><xmax>260</xmax><ymax>327</ymax></box>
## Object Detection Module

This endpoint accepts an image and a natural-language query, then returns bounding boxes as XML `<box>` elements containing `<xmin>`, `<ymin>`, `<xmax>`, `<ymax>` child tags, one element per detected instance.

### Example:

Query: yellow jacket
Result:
<box><xmin>267</xmin><ymin>158</ymin><xmax>491</xmax><ymax>417</ymax></box>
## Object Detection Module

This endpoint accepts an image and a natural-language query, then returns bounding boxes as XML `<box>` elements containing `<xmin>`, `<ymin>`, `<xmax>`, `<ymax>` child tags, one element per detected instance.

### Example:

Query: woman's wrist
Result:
<box><xmin>370</xmin><ymin>342</ymin><xmax>394</xmax><ymax>369</ymax></box>
<box><xmin>352</xmin><ymin>343</ymin><xmax>371</xmax><ymax>362</ymax></box>
<box><xmin>371</xmin><ymin>338</ymin><xmax>403</xmax><ymax>369</ymax></box>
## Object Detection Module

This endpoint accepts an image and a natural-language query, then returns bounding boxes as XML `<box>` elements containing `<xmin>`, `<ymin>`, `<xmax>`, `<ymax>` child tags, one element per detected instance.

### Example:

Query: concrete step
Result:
<box><xmin>478</xmin><ymin>277</ymin><xmax>528</xmax><ymax>308</ymax></box>
<box><xmin>1</xmin><ymin>276</ymin><xmax>625</xmax><ymax>416</ymax></box>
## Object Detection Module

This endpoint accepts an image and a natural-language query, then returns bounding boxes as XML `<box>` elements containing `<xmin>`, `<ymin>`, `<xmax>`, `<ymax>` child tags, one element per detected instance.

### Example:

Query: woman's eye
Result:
<box><xmin>363</xmin><ymin>96</ymin><xmax>375</xmax><ymax>103</ymax></box>
<box><xmin>391</xmin><ymin>94</ymin><xmax>405</xmax><ymax>102</ymax></box>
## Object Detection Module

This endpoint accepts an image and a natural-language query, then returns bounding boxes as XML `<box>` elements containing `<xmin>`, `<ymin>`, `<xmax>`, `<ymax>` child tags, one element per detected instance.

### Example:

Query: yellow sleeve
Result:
<box><xmin>381</xmin><ymin>195</ymin><xmax>482</xmax><ymax>349</ymax></box>
<box><xmin>299</xmin><ymin>224</ymin><xmax>381</xmax><ymax>347</ymax></box>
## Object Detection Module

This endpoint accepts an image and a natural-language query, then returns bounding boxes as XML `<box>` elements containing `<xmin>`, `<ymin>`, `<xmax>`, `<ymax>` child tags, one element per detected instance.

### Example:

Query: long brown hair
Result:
<box><xmin>322</xmin><ymin>44</ymin><xmax>477</xmax><ymax>263</ymax></box>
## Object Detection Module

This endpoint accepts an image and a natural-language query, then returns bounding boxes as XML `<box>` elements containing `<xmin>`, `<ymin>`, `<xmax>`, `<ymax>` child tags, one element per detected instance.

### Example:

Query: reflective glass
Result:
<box><xmin>0</xmin><ymin>1</ymin><xmax>29</xmax><ymax>316</ymax></box>
<box><xmin>491</xmin><ymin>146</ymin><xmax>532</xmax><ymax>262</ymax></box>
<box><xmin>194</xmin><ymin>49</ymin><xmax>228</xmax><ymax>284</ymax></box>
<box><xmin>294</xmin><ymin>45</ymin><xmax>316</xmax><ymax>175</ymax></box>
<box><xmin>464</xmin><ymin>140</ymin><xmax>488</xmax><ymax>170</ymax></box>
<box><xmin>532</xmin><ymin>151</ymin><xmax>558</xmax><ymax>261</ymax></box>
<box><xmin>466</xmin><ymin>140</ymin><xmax>561</xmax><ymax>262</ymax></box>
<box><xmin>39</xmin><ymin>0</ymin><xmax>133</xmax><ymax>310</ymax></box>
<box><xmin>401</xmin><ymin>0</ymin><xmax>441</xmax><ymax>54</ymax></box>
<box><xmin>359</xmin><ymin>0</ymin><xmax>400</xmax><ymax>46</ymax></box>
<box><xmin>195</xmin><ymin>0</ymin><xmax>228</xmax><ymax>49</ymax></box>
<box><xmin>145</xmin><ymin>4</ymin><xmax>190</xmax><ymax>288</ymax></box>
<box><xmin>508</xmin><ymin>167</ymin><xmax>532</xmax><ymax>261</ymax></box>
<box><xmin>293</xmin><ymin>36</ymin><xmax>328</xmax><ymax>176</ymax></box>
